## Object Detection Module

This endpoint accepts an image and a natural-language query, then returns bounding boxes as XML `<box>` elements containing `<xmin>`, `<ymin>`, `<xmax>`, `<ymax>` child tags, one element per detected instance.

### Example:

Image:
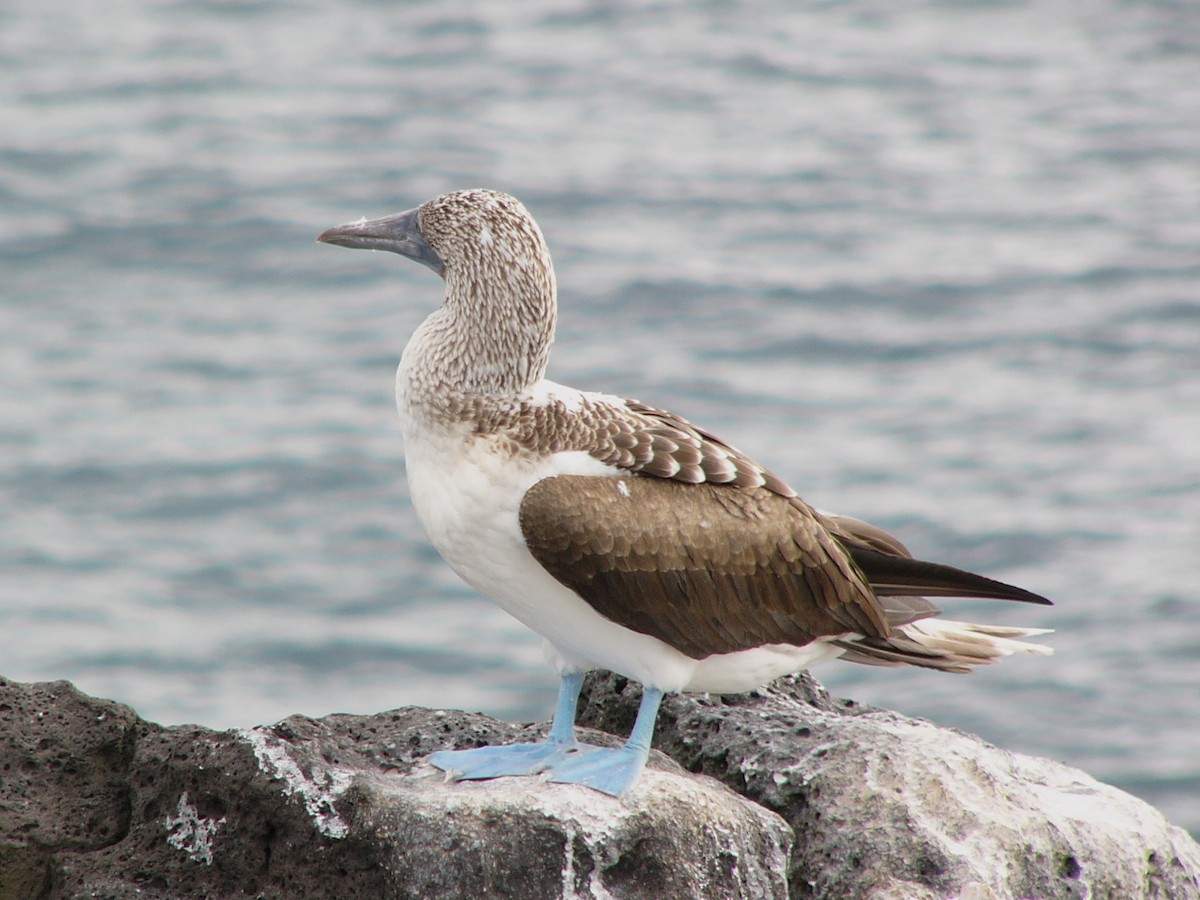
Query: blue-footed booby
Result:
<box><xmin>317</xmin><ymin>189</ymin><xmax>1052</xmax><ymax>798</ymax></box>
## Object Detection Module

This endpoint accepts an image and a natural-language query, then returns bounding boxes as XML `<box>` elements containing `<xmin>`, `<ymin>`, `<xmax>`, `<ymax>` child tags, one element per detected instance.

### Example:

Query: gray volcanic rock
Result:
<box><xmin>0</xmin><ymin>676</ymin><xmax>788</xmax><ymax>900</ymax></box>
<box><xmin>347</xmin><ymin>768</ymin><xmax>789</xmax><ymax>898</ymax></box>
<box><xmin>576</xmin><ymin>671</ymin><xmax>1200</xmax><ymax>900</ymax></box>
<box><xmin>3</xmin><ymin>673</ymin><xmax>1199</xmax><ymax>899</ymax></box>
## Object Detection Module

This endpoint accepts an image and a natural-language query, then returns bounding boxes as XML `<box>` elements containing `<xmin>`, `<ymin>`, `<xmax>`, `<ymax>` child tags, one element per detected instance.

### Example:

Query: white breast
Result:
<box><xmin>394</xmin><ymin>372</ymin><xmax>693</xmax><ymax>690</ymax></box>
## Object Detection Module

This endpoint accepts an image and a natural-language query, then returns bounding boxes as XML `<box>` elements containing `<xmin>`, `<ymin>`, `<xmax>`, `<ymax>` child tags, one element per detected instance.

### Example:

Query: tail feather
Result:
<box><xmin>849</xmin><ymin>547</ymin><xmax>1052</xmax><ymax>606</ymax></box>
<box><xmin>825</xmin><ymin>514</ymin><xmax>1054</xmax><ymax>671</ymax></box>
<box><xmin>833</xmin><ymin>619</ymin><xmax>1054</xmax><ymax>673</ymax></box>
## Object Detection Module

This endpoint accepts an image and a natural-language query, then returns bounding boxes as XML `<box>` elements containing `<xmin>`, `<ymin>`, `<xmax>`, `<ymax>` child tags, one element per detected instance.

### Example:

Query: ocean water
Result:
<box><xmin>2</xmin><ymin>0</ymin><xmax>1198</xmax><ymax>837</ymax></box>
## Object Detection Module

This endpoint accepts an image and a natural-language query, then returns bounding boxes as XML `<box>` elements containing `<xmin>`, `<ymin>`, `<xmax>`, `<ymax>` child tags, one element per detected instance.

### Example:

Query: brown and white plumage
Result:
<box><xmin>317</xmin><ymin>188</ymin><xmax>1051</xmax><ymax>796</ymax></box>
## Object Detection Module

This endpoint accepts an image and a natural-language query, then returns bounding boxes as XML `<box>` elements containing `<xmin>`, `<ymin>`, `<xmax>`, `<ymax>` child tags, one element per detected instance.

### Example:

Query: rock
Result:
<box><xmin>576</xmin><ymin>671</ymin><xmax>1200</xmax><ymax>900</ymax></box>
<box><xmin>0</xmin><ymin>676</ymin><xmax>788</xmax><ymax>900</ymax></box>
<box><xmin>348</xmin><ymin>769</ymin><xmax>789</xmax><ymax>898</ymax></box>
<box><xmin>3</xmin><ymin>673</ymin><xmax>1199</xmax><ymax>900</ymax></box>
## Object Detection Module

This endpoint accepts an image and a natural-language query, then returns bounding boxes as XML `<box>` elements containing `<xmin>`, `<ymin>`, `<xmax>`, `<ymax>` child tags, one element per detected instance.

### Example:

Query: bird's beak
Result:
<box><xmin>317</xmin><ymin>207</ymin><xmax>444</xmax><ymax>276</ymax></box>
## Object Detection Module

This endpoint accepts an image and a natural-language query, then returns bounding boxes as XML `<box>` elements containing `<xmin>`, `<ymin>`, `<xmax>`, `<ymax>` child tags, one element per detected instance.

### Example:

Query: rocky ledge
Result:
<box><xmin>1</xmin><ymin>672</ymin><xmax>1197</xmax><ymax>900</ymax></box>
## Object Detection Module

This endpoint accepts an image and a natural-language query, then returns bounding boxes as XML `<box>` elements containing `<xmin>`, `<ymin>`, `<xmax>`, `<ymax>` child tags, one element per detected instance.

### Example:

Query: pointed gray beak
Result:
<box><xmin>317</xmin><ymin>207</ymin><xmax>444</xmax><ymax>276</ymax></box>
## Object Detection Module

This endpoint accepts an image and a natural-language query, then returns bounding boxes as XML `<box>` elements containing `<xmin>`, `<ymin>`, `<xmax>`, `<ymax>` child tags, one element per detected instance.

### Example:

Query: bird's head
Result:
<box><xmin>317</xmin><ymin>189</ymin><xmax>554</xmax><ymax>295</ymax></box>
<box><xmin>318</xmin><ymin>189</ymin><xmax>558</xmax><ymax>392</ymax></box>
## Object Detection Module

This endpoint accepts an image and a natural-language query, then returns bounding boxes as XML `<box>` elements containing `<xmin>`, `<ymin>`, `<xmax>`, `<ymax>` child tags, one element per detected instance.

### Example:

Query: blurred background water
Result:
<box><xmin>2</xmin><ymin>0</ymin><xmax>1198</xmax><ymax>837</ymax></box>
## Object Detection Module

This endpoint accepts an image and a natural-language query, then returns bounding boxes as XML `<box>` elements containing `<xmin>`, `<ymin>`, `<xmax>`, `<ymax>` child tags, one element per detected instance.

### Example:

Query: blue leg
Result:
<box><xmin>544</xmin><ymin>686</ymin><xmax>664</xmax><ymax>798</ymax></box>
<box><xmin>545</xmin><ymin>670</ymin><xmax>583</xmax><ymax>744</ymax></box>
<box><xmin>429</xmin><ymin>671</ymin><xmax>586</xmax><ymax>780</ymax></box>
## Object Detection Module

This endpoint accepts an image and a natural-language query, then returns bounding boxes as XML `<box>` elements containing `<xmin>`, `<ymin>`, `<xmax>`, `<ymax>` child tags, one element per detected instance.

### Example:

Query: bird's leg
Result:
<box><xmin>428</xmin><ymin>671</ymin><xmax>586</xmax><ymax>781</ymax></box>
<box><xmin>545</xmin><ymin>669</ymin><xmax>584</xmax><ymax>746</ymax></box>
<box><xmin>543</xmin><ymin>686</ymin><xmax>664</xmax><ymax>798</ymax></box>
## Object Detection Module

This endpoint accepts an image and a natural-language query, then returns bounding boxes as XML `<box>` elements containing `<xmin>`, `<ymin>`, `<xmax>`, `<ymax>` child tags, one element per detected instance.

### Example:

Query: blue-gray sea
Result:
<box><xmin>3</xmin><ymin>0</ymin><xmax>1198</xmax><ymax>837</ymax></box>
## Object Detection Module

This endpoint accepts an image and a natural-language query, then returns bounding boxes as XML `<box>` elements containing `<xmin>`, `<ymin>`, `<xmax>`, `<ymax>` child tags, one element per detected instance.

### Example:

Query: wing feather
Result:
<box><xmin>519</xmin><ymin>475</ymin><xmax>889</xmax><ymax>659</ymax></box>
<box><xmin>509</xmin><ymin>393</ymin><xmax>1049</xmax><ymax>663</ymax></box>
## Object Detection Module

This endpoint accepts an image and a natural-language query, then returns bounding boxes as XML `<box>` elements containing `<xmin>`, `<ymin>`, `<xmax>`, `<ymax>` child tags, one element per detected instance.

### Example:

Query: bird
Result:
<box><xmin>317</xmin><ymin>189</ymin><xmax>1052</xmax><ymax>799</ymax></box>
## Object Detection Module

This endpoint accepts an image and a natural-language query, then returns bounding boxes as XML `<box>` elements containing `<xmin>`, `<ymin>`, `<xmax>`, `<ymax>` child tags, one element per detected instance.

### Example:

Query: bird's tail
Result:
<box><xmin>832</xmin><ymin>618</ymin><xmax>1053</xmax><ymax>673</ymax></box>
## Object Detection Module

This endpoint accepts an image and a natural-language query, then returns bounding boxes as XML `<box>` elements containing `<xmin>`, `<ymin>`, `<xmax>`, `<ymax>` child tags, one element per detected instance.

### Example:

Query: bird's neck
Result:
<box><xmin>397</xmin><ymin>269</ymin><xmax>557</xmax><ymax>424</ymax></box>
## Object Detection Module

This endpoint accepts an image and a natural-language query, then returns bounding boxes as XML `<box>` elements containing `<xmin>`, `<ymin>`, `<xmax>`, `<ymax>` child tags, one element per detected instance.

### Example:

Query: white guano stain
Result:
<box><xmin>239</xmin><ymin>726</ymin><xmax>354</xmax><ymax>839</ymax></box>
<box><xmin>164</xmin><ymin>791</ymin><xmax>226</xmax><ymax>865</ymax></box>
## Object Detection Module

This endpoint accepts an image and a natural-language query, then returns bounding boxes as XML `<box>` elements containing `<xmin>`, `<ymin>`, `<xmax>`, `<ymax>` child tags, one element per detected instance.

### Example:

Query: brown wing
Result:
<box><xmin>518</xmin><ymin>475</ymin><xmax>891</xmax><ymax>659</ymax></box>
<box><xmin>515</xmin><ymin>397</ymin><xmax>1048</xmax><ymax>660</ymax></box>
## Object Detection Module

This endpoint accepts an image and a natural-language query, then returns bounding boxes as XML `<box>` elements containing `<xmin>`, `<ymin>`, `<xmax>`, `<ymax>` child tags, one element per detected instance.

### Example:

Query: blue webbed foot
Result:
<box><xmin>546</xmin><ymin>685</ymin><xmax>665</xmax><ymax>797</ymax></box>
<box><xmin>429</xmin><ymin>740</ymin><xmax>578</xmax><ymax>781</ymax></box>
<box><xmin>543</xmin><ymin>743</ymin><xmax>650</xmax><ymax>798</ymax></box>
<box><xmin>430</xmin><ymin>671</ymin><xmax>588</xmax><ymax>781</ymax></box>
<box><xmin>428</xmin><ymin>677</ymin><xmax>665</xmax><ymax>799</ymax></box>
